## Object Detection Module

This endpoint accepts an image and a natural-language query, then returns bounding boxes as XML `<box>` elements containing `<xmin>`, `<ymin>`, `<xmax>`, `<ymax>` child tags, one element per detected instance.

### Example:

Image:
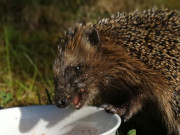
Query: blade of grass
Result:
<box><xmin>23</xmin><ymin>53</ymin><xmax>38</xmax><ymax>89</ymax></box>
<box><xmin>4</xmin><ymin>26</ymin><xmax>13</xmax><ymax>89</ymax></box>
<box><xmin>14</xmin><ymin>79</ymin><xmax>30</xmax><ymax>91</ymax></box>
<box><xmin>45</xmin><ymin>88</ymin><xmax>52</xmax><ymax>104</ymax></box>
<box><xmin>23</xmin><ymin>53</ymin><xmax>48</xmax><ymax>87</ymax></box>
<box><xmin>23</xmin><ymin>53</ymin><xmax>40</xmax><ymax>103</ymax></box>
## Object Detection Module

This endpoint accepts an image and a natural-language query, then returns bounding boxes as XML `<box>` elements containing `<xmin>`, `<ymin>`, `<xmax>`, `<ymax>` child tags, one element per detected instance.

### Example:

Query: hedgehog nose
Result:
<box><xmin>56</xmin><ymin>98</ymin><xmax>67</xmax><ymax>108</ymax></box>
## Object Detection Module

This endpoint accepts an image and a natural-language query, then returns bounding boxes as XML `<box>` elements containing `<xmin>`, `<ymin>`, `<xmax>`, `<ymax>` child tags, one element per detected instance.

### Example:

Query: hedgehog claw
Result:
<box><xmin>100</xmin><ymin>104</ymin><xmax>118</xmax><ymax>114</ymax></box>
<box><xmin>100</xmin><ymin>103</ymin><xmax>131</xmax><ymax>121</ymax></box>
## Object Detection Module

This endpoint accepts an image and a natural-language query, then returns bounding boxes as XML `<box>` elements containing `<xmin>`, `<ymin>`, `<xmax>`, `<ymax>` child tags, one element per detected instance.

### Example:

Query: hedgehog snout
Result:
<box><xmin>55</xmin><ymin>97</ymin><xmax>68</xmax><ymax>108</ymax></box>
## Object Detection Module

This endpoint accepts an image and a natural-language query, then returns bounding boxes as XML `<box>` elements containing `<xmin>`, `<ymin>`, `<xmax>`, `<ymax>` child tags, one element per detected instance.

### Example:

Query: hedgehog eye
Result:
<box><xmin>76</xmin><ymin>66</ymin><xmax>80</xmax><ymax>70</ymax></box>
<box><xmin>74</xmin><ymin>65</ymin><xmax>81</xmax><ymax>72</ymax></box>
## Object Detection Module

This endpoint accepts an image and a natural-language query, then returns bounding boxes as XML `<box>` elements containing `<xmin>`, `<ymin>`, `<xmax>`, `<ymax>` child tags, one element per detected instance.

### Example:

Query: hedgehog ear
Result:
<box><xmin>83</xmin><ymin>28</ymin><xmax>100</xmax><ymax>46</ymax></box>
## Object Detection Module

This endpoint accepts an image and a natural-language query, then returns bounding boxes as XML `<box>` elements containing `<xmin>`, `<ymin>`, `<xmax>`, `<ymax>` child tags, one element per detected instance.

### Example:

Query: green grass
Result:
<box><xmin>4</xmin><ymin>26</ymin><xmax>13</xmax><ymax>90</ymax></box>
<box><xmin>0</xmin><ymin>26</ymin><xmax>14</xmax><ymax>107</ymax></box>
<box><xmin>0</xmin><ymin>91</ymin><xmax>13</xmax><ymax>107</ymax></box>
<box><xmin>0</xmin><ymin>25</ymin><xmax>55</xmax><ymax>107</ymax></box>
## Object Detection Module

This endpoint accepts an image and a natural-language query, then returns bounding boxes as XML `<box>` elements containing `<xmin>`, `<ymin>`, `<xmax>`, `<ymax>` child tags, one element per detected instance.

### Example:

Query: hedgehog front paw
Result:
<box><xmin>99</xmin><ymin>103</ymin><xmax>134</xmax><ymax>122</ymax></box>
<box><xmin>99</xmin><ymin>103</ymin><xmax>127</xmax><ymax>116</ymax></box>
<box><xmin>100</xmin><ymin>104</ymin><xmax>119</xmax><ymax>114</ymax></box>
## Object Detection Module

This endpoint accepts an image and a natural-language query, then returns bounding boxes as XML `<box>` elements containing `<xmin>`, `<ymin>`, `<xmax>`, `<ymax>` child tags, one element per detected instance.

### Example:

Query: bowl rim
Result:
<box><xmin>0</xmin><ymin>105</ymin><xmax>121</xmax><ymax>135</ymax></box>
<box><xmin>100</xmin><ymin>111</ymin><xmax>121</xmax><ymax>135</ymax></box>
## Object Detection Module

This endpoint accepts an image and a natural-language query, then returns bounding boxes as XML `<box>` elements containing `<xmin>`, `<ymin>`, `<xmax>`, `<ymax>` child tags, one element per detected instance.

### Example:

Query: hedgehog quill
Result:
<box><xmin>53</xmin><ymin>8</ymin><xmax>180</xmax><ymax>135</ymax></box>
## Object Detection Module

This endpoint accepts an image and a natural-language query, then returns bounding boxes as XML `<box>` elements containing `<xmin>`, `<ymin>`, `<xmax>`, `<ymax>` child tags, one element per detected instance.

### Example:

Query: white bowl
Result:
<box><xmin>0</xmin><ymin>105</ymin><xmax>121</xmax><ymax>135</ymax></box>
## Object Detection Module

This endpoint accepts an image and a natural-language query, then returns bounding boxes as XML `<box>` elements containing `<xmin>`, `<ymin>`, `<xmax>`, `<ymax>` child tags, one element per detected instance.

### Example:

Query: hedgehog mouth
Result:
<box><xmin>73</xmin><ymin>88</ymin><xmax>85</xmax><ymax>109</ymax></box>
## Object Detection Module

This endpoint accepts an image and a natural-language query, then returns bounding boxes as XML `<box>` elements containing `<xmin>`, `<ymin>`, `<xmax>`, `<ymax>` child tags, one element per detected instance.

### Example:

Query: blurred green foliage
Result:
<box><xmin>127</xmin><ymin>129</ymin><xmax>136</xmax><ymax>135</ymax></box>
<box><xmin>0</xmin><ymin>0</ymin><xmax>179</xmax><ymax>108</ymax></box>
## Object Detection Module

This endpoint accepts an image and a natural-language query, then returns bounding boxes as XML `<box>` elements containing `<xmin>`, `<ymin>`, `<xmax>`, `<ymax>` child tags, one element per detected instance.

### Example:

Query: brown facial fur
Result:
<box><xmin>53</xmin><ymin>28</ymin><xmax>105</xmax><ymax>108</ymax></box>
<box><xmin>53</xmin><ymin>8</ymin><xmax>180</xmax><ymax>135</ymax></box>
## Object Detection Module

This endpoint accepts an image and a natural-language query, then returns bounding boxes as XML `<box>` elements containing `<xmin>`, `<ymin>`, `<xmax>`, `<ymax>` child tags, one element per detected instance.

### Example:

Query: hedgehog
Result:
<box><xmin>53</xmin><ymin>8</ymin><xmax>180</xmax><ymax>135</ymax></box>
